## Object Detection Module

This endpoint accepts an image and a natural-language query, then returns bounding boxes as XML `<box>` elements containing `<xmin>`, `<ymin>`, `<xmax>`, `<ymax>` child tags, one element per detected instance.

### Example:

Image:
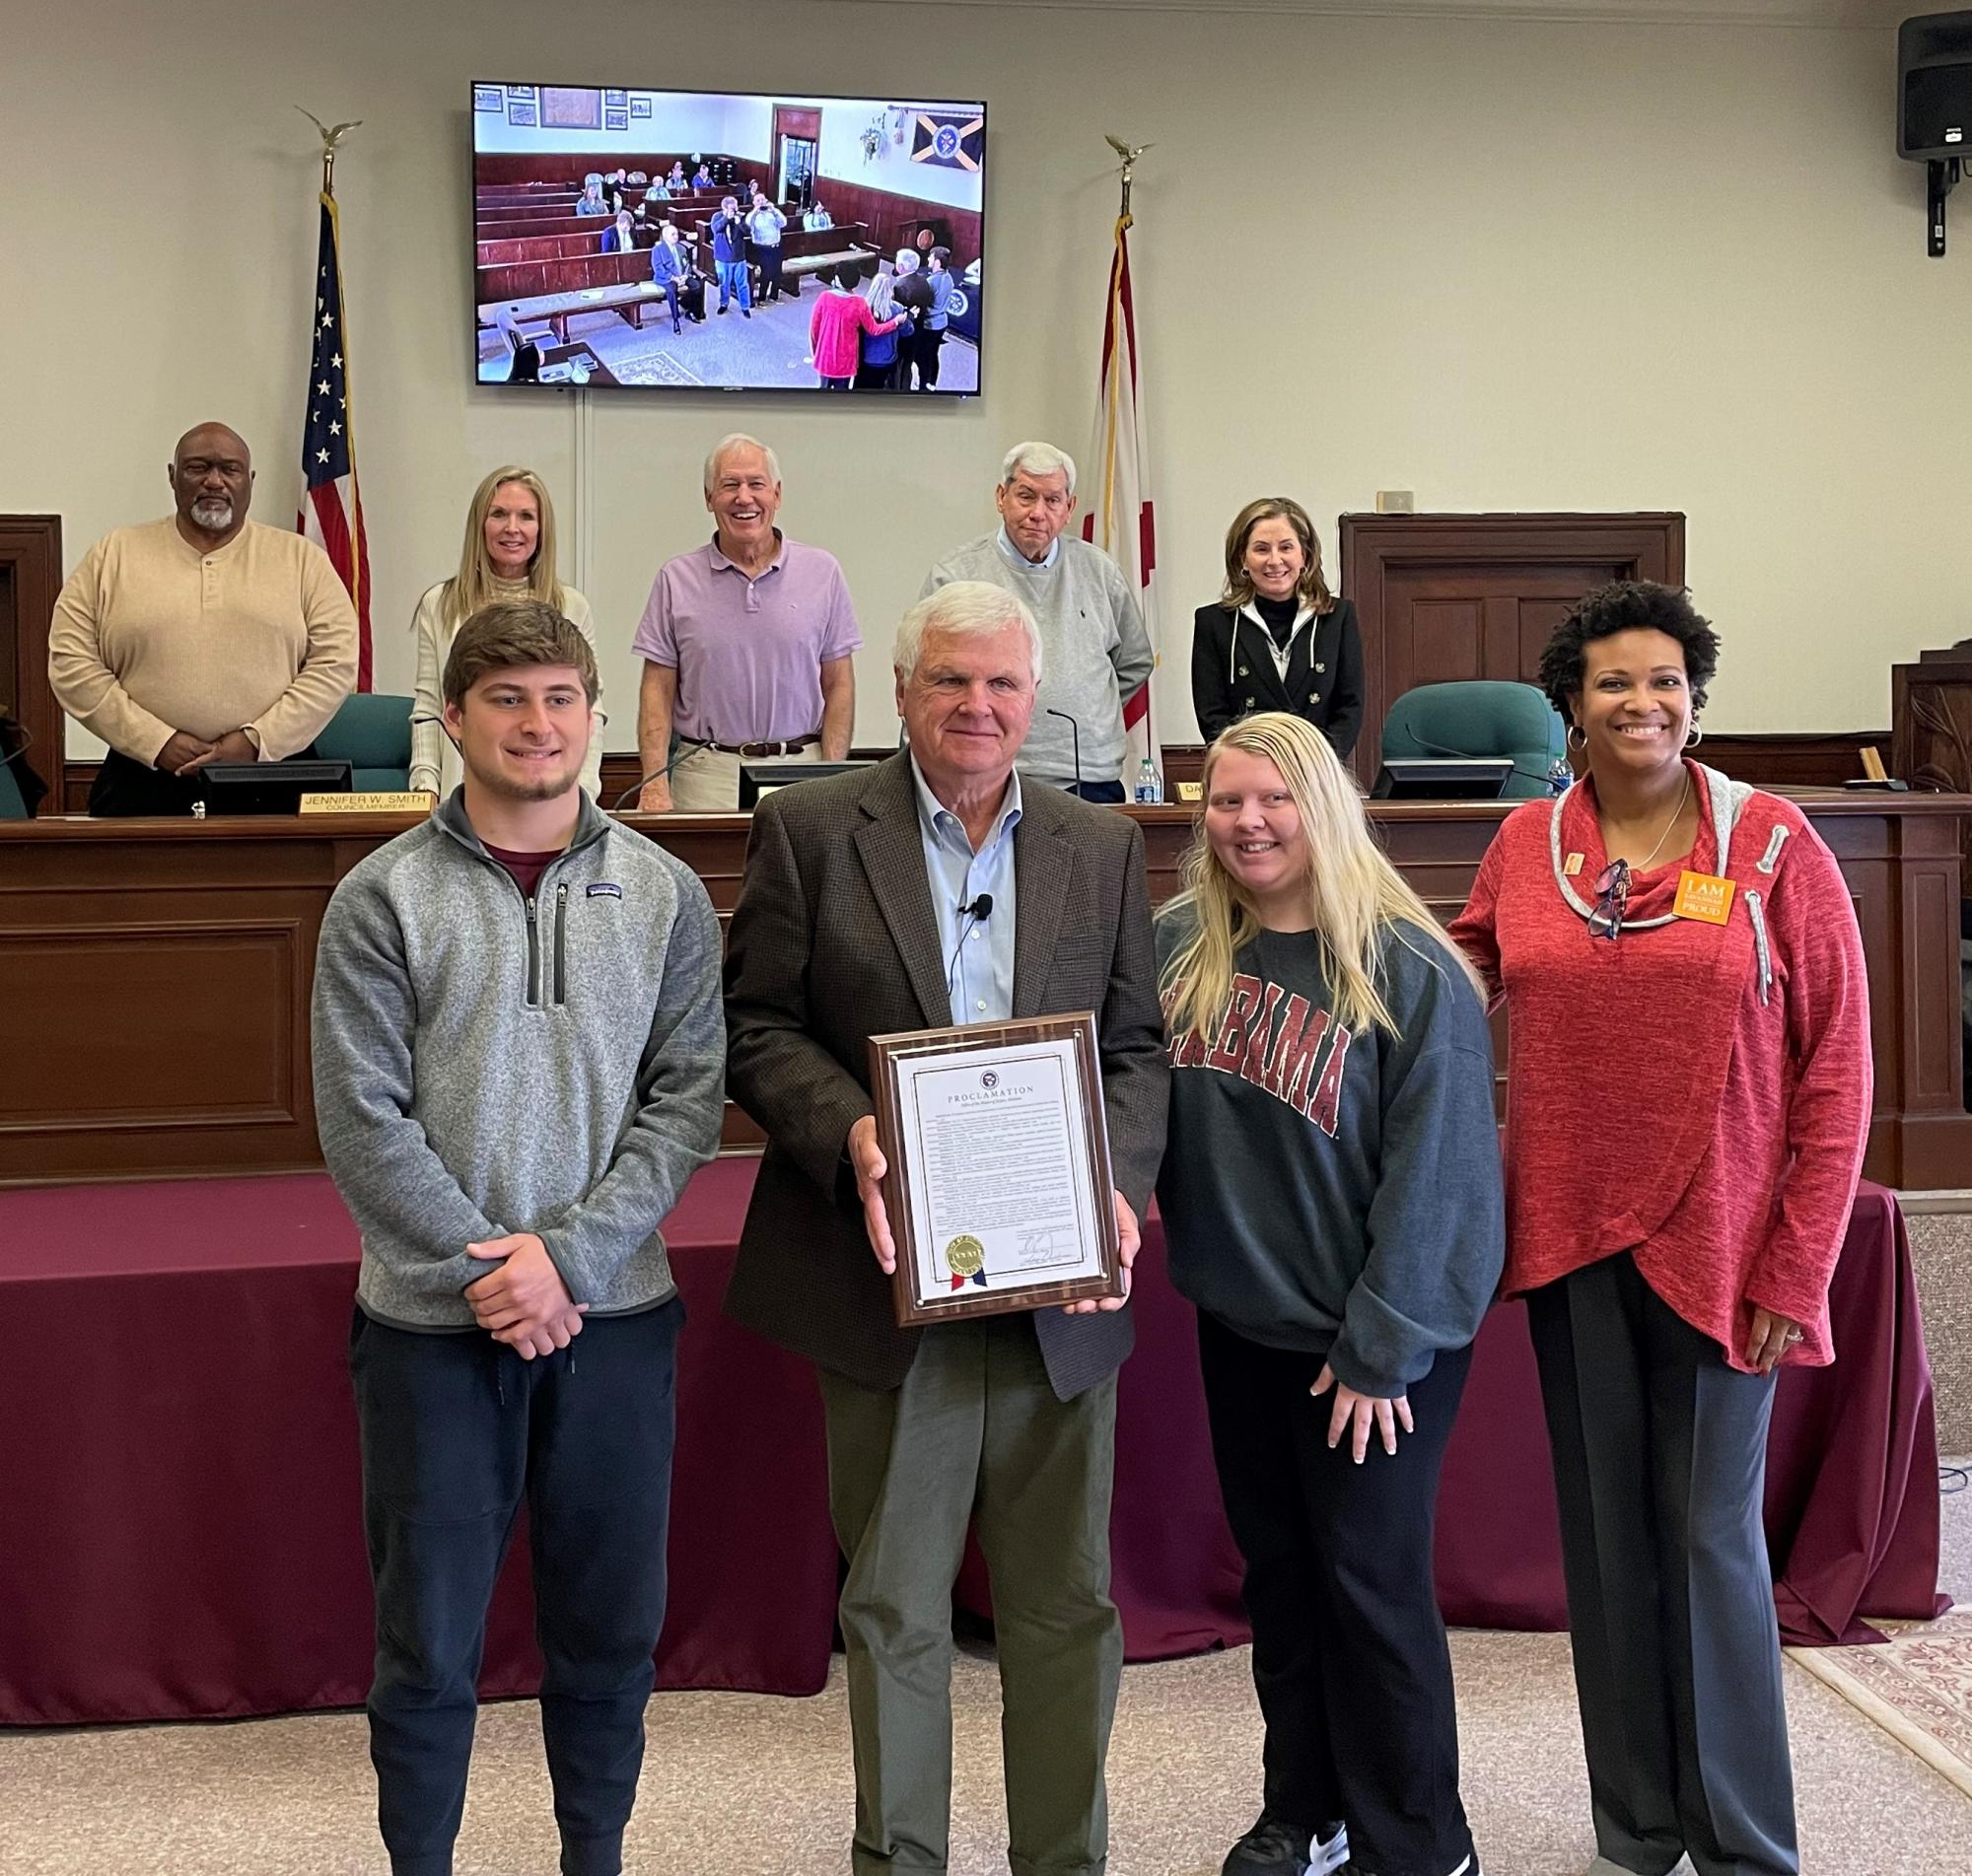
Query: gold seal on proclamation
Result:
<box><xmin>945</xmin><ymin>1234</ymin><xmax>985</xmax><ymax>1277</ymax></box>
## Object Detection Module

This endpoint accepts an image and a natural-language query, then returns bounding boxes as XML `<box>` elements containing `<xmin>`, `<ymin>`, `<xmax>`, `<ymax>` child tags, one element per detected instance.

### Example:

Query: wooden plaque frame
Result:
<box><xmin>868</xmin><ymin>1011</ymin><xmax>1122</xmax><ymax>1328</ymax></box>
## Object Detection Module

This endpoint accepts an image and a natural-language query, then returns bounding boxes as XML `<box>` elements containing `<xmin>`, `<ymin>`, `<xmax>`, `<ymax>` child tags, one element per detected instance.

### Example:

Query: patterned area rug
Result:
<box><xmin>1789</xmin><ymin>1609</ymin><xmax>1972</xmax><ymax>1796</ymax></box>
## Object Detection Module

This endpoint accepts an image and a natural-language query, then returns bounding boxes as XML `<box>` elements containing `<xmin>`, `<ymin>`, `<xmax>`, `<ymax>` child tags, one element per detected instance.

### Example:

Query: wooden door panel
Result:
<box><xmin>1342</xmin><ymin>515</ymin><xmax>1686</xmax><ymax>783</ymax></box>
<box><xmin>1402</xmin><ymin>599</ymin><xmax>1484</xmax><ymax>688</ymax></box>
<box><xmin>0</xmin><ymin>517</ymin><xmax>63</xmax><ymax>814</ymax></box>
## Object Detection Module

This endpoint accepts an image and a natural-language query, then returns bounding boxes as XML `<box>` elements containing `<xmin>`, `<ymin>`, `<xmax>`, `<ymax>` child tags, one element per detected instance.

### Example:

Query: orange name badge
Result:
<box><xmin>1673</xmin><ymin>870</ymin><xmax>1736</xmax><ymax>925</ymax></box>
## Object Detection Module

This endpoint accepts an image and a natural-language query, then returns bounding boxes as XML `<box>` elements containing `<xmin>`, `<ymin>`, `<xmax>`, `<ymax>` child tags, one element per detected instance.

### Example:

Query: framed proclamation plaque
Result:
<box><xmin>867</xmin><ymin>1012</ymin><xmax>1123</xmax><ymax>1328</ymax></box>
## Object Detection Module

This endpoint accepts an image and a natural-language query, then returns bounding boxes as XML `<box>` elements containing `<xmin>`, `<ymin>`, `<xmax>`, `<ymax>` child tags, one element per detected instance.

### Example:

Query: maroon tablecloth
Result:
<box><xmin>0</xmin><ymin>1170</ymin><xmax>1942</xmax><ymax>1726</ymax></box>
<box><xmin>0</xmin><ymin>1164</ymin><xmax>836</xmax><ymax>1727</ymax></box>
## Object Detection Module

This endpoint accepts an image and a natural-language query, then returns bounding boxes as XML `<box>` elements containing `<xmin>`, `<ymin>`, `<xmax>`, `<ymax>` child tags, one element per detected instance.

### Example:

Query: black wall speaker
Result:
<box><xmin>1900</xmin><ymin>12</ymin><xmax>1972</xmax><ymax>159</ymax></box>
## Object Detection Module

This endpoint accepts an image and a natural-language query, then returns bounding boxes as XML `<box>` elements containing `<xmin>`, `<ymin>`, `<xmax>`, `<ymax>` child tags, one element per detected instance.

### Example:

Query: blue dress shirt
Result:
<box><xmin>911</xmin><ymin>756</ymin><xmax>1021</xmax><ymax>1025</ymax></box>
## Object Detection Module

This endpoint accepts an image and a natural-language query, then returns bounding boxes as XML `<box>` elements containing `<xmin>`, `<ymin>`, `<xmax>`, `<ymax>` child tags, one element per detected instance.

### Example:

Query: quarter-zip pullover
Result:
<box><xmin>312</xmin><ymin>789</ymin><xmax>726</xmax><ymax>1329</ymax></box>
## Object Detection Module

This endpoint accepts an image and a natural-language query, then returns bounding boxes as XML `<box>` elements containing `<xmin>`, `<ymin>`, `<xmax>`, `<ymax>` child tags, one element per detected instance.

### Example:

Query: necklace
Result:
<box><xmin>1602</xmin><ymin>771</ymin><xmax>1691</xmax><ymax>873</ymax></box>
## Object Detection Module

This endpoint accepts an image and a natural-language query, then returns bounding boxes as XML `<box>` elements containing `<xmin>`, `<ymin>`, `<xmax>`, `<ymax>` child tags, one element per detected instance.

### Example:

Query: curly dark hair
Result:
<box><xmin>1536</xmin><ymin>581</ymin><xmax>1721</xmax><ymax>723</ymax></box>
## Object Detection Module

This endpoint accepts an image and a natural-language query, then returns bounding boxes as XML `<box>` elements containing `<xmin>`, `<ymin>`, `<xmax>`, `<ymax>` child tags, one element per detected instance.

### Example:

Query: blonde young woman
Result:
<box><xmin>410</xmin><ymin>467</ymin><xmax>603</xmax><ymax>801</ymax></box>
<box><xmin>1157</xmin><ymin>712</ymin><xmax>1503</xmax><ymax>1876</ymax></box>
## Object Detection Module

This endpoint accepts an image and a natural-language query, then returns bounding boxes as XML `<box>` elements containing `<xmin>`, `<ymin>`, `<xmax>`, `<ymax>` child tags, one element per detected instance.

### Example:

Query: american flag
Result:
<box><xmin>299</xmin><ymin>190</ymin><xmax>374</xmax><ymax>689</ymax></box>
<box><xmin>1082</xmin><ymin>211</ymin><xmax>1158</xmax><ymax>771</ymax></box>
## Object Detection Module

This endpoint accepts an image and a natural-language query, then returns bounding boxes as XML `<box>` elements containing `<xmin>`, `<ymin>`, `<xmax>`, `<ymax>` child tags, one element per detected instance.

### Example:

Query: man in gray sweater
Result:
<box><xmin>312</xmin><ymin>600</ymin><xmax>725</xmax><ymax>1876</ymax></box>
<box><xmin>920</xmin><ymin>441</ymin><xmax>1155</xmax><ymax>800</ymax></box>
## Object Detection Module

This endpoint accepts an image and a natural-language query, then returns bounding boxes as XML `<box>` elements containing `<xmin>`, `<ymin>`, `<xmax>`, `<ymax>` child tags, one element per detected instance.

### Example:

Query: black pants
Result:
<box><xmin>914</xmin><ymin>324</ymin><xmax>945</xmax><ymax>387</ymax></box>
<box><xmin>1527</xmin><ymin>1254</ymin><xmax>1794</xmax><ymax>1876</ymax></box>
<box><xmin>88</xmin><ymin>742</ymin><xmax>321</xmax><ymax>815</ymax></box>
<box><xmin>854</xmin><ymin>359</ymin><xmax>898</xmax><ymax>391</ymax></box>
<box><xmin>350</xmin><ymin>1299</ymin><xmax>683</xmax><ymax>1876</ymax></box>
<box><xmin>1199</xmin><ymin>1313</ymin><xmax>1476</xmax><ymax>1876</ymax></box>
<box><xmin>752</xmin><ymin>243</ymin><xmax>783</xmax><ymax>301</ymax></box>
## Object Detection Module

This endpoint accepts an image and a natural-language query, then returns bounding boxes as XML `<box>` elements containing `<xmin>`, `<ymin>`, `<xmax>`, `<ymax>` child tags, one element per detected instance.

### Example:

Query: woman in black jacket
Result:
<box><xmin>1192</xmin><ymin>498</ymin><xmax>1364</xmax><ymax>758</ymax></box>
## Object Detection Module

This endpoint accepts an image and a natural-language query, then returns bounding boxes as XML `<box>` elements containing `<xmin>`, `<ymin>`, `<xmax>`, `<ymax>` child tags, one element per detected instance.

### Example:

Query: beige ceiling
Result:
<box><xmin>930</xmin><ymin>0</ymin><xmax>1909</xmax><ymax>28</ymax></box>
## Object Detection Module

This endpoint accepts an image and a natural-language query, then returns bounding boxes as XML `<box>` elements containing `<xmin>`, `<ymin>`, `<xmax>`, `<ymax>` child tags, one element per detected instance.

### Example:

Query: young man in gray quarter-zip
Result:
<box><xmin>313</xmin><ymin>600</ymin><xmax>726</xmax><ymax>1876</ymax></box>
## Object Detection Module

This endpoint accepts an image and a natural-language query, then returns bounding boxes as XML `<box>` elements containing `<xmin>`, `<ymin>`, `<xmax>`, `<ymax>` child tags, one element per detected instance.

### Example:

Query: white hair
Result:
<box><xmin>893</xmin><ymin>582</ymin><xmax>1044</xmax><ymax>687</ymax></box>
<box><xmin>702</xmin><ymin>433</ymin><xmax>782</xmax><ymax>495</ymax></box>
<box><xmin>1000</xmin><ymin>441</ymin><xmax>1077</xmax><ymax>496</ymax></box>
<box><xmin>893</xmin><ymin>249</ymin><xmax>920</xmax><ymax>275</ymax></box>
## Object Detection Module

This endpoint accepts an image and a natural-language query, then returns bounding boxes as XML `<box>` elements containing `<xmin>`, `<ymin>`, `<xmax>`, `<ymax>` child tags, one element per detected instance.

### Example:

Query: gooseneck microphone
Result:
<box><xmin>1043</xmin><ymin>707</ymin><xmax>1084</xmax><ymax>795</ymax></box>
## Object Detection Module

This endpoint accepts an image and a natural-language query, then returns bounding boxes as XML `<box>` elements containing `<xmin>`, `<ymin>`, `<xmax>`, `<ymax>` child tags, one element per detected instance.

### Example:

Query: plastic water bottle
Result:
<box><xmin>1134</xmin><ymin>756</ymin><xmax>1162</xmax><ymax>804</ymax></box>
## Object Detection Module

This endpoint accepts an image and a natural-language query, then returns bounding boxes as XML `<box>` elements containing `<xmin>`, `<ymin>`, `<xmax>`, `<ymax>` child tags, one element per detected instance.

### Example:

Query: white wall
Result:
<box><xmin>4</xmin><ymin>0</ymin><xmax>1968</xmax><ymax>764</ymax></box>
<box><xmin>815</xmin><ymin>103</ymin><xmax>988</xmax><ymax>214</ymax></box>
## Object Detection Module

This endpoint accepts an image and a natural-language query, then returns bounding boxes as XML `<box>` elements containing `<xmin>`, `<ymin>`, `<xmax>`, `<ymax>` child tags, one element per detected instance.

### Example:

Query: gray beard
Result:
<box><xmin>191</xmin><ymin>499</ymin><xmax>234</xmax><ymax>531</ymax></box>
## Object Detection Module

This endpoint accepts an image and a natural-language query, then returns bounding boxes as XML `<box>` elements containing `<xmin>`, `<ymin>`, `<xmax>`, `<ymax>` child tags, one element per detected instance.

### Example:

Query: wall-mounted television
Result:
<box><xmin>472</xmin><ymin>83</ymin><xmax>986</xmax><ymax>396</ymax></box>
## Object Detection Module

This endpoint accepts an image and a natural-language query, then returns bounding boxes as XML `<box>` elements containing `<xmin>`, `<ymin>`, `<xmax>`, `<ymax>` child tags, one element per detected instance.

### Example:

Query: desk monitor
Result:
<box><xmin>739</xmin><ymin>760</ymin><xmax>873</xmax><ymax>808</ymax></box>
<box><xmin>198</xmin><ymin>761</ymin><xmax>353</xmax><ymax>815</ymax></box>
<box><xmin>1371</xmin><ymin>757</ymin><xmax>1514</xmax><ymax>801</ymax></box>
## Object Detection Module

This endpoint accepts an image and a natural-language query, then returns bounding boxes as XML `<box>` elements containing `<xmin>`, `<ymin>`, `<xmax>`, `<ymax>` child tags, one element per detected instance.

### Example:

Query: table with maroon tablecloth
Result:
<box><xmin>0</xmin><ymin>1169</ymin><xmax>1943</xmax><ymax>1727</ymax></box>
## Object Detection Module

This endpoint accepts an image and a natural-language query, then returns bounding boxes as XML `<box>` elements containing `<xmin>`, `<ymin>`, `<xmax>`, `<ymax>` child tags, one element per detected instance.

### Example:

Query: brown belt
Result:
<box><xmin>694</xmin><ymin>732</ymin><xmax>820</xmax><ymax>758</ymax></box>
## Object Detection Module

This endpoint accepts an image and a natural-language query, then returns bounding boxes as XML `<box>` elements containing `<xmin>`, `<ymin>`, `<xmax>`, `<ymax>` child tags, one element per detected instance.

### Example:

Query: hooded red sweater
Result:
<box><xmin>1447</xmin><ymin>761</ymin><xmax>1870</xmax><ymax>1372</ymax></box>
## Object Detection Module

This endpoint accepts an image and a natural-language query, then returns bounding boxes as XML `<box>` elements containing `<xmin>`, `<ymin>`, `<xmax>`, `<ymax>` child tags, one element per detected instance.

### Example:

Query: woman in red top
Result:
<box><xmin>1448</xmin><ymin>582</ymin><xmax>1869</xmax><ymax>1876</ymax></box>
<box><xmin>808</xmin><ymin>264</ymin><xmax>903</xmax><ymax>391</ymax></box>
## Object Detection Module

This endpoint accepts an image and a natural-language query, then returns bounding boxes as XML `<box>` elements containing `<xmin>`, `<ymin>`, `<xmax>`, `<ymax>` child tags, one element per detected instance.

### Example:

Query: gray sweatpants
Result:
<box><xmin>1527</xmin><ymin>1252</ymin><xmax>1796</xmax><ymax>1876</ymax></box>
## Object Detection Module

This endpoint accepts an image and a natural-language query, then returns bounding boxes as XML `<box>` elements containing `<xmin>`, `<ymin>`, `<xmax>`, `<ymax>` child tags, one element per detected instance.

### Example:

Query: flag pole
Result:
<box><xmin>1089</xmin><ymin>136</ymin><xmax>1160</xmax><ymax>792</ymax></box>
<box><xmin>296</xmin><ymin>108</ymin><xmax>374</xmax><ymax>690</ymax></box>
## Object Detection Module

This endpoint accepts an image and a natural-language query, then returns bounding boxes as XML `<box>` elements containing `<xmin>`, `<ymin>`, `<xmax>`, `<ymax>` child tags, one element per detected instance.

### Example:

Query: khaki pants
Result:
<box><xmin>668</xmin><ymin>739</ymin><xmax>819</xmax><ymax>812</ymax></box>
<box><xmin>817</xmin><ymin>1316</ymin><xmax>1121</xmax><ymax>1876</ymax></box>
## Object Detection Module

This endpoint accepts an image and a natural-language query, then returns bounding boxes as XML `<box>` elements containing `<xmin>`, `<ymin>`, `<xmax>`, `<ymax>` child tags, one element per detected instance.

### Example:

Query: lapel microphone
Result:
<box><xmin>959</xmin><ymin>893</ymin><xmax>994</xmax><ymax>920</ymax></box>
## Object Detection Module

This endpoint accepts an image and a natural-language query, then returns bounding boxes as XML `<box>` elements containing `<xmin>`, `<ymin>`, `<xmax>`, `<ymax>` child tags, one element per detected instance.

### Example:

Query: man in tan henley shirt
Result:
<box><xmin>48</xmin><ymin>421</ymin><xmax>358</xmax><ymax>815</ymax></box>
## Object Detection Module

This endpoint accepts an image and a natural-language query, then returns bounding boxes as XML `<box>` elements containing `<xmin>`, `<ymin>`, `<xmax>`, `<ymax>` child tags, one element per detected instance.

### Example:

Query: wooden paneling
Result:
<box><xmin>2</xmin><ymin>796</ymin><xmax>1965</xmax><ymax>1189</ymax></box>
<box><xmin>1340</xmin><ymin>513</ymin><xmax>1686</xmax><ymax>786</ymax></box>
<box><xmin>475</xmin><ymin>152</ymin><xmax>716</xmax><ymax>187</ymax></box>
<box><xmin>1702</xmin><ymin>731</ymin><xmax>1886</xmax><ymax>791</ymax></box>
<box><xmin>795</xmin><ymin>178</ymin><xmax>981</xmax><ymax>269</ymax></box>
<box><xmin>1893</xmin><ymin>652</ymin><xmax>1972</xmax><ymax>878</ymax></box>
<box><xmin>0</xmin><ymin>516</ymin><xmax>64</xmax><ymax>814</ymax></box>
<box><xmin>1161</xmin><ymin>732</ymin><xmax>1883</xmax><ymax>794</ymax></box>
<box><xmin>70</xmin><ymin>729</ymin><xmax>1905</xmax><ymax>822</ymax></box>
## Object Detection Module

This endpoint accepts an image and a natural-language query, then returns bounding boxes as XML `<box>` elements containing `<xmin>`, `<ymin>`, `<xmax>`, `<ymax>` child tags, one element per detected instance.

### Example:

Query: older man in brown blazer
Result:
<box><xmin>724</xmin><ymin>580</ymin><xmax>1168</xmax><ymax>1876</ymax></box>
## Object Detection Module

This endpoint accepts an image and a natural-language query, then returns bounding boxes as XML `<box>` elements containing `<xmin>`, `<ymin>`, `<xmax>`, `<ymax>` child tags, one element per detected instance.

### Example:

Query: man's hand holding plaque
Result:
<box><xmin>862</xmin><ymin>1012</ymin><xmax>1127</xmax><ymax>1328</ymax></box>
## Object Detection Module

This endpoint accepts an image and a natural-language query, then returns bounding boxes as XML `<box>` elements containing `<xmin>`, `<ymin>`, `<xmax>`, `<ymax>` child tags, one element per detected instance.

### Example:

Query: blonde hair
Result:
<box><xmin>1159</xmin><ymin>713</ymin><xmax>1482</xmax><ymax>1042</ymax></box>
<box><xmin>440</xmin><ymin>466</ymin><xmax>563</xmax><ymax>632</ymax></box>
<box><xmin>1220</xmin><ymin>497</ymin><xmax>1334</xmax><ymax>615</ymax></box>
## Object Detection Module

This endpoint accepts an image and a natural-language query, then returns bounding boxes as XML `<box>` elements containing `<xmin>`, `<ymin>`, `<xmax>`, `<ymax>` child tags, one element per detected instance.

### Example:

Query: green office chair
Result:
<box><xmin>317</xmin><ymin>692</ymin><xmax>415</xmax><ymax>792</ymax></box>
<box><xmin>1378</xmin><ymin>681</ymin><xmax>1567</xmax><ymax>799</ymax></box>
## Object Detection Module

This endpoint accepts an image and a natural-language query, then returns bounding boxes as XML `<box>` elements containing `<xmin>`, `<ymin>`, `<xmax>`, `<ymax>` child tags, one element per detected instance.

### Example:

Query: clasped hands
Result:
<box><xmin>464</xmin><ymin>1231</ymin><xmax>586</xmax><ymax>1358</ymax></box>
<box><xmin>157</xmin><ymin>728</ymin><xmax>257</xmax><ymax>775</ymax></box>
<box><xmin>846</xmin><ymin>1114</ymin><xmax>1138</xmax><ymax>1314</ymax></box>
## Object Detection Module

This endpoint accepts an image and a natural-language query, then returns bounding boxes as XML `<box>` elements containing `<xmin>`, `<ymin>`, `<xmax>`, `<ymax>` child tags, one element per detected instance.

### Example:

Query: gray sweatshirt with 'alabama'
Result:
<box><xmin>312</xmin><ymin>790</ymin><xmax>727</xmax><ymax>1330</ymax></box>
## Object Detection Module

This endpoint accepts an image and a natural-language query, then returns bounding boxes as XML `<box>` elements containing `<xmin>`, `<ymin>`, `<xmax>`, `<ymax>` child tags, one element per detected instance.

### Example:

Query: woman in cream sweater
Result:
<box><xmin>409</xmin><ymin>465</ymin><xmax>603</xmax><ymax>801</ymax></box>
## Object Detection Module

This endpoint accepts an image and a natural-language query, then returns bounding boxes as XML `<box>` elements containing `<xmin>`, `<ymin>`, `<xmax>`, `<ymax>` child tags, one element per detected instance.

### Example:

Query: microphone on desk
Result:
<box><xmin>409</xmin><ymin>713</ymin><xmax>460</xmax><ymax>751</ymax></box>
<box><xmin>609</xmin><ymin>740</ymin><xmax>714</xmax><ymax>811</ymax></box>
<box><xmin>1043</xmin><ymin>707</ymin><xmax>1084</xmax><ymax>796</ymax></box>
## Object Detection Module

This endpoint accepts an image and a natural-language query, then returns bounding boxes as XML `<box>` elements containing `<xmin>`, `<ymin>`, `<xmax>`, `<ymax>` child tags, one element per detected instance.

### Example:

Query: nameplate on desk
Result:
<box><xmin>299</xmin><ymin>792</ymin><xmax>432</xmax><ymax>814</ymax></box>
<box><xmin>1176</xmin><ymin>782</ymin><xmax>1203</xmax><ymax>802</ymax></box>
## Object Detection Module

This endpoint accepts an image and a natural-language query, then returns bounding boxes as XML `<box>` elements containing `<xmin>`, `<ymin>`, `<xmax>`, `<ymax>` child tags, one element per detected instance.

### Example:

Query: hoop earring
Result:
<box><xmin>1566</xmin><ymin>725</ymin><xmax>1587</xmax><ymax>752</ymax></box>
<box><xmin>1685</xmin><ymin>716</ymin><xmax>1703</xmax><ymax>748</ymax></box>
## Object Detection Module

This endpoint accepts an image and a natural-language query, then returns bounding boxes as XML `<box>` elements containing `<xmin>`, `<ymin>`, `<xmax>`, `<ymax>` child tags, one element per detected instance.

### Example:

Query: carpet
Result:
<box><xmin>1788</xmin><ymin>1607</ymin><xmax>1972</xmax><ymax>1799</ymax></box>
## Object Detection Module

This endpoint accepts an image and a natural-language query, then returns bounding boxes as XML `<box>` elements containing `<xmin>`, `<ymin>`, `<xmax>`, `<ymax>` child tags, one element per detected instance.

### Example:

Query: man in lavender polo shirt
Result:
<box><xmin>633</xmin><ymin>434</ymin><xmax>861</xmax><ymax>813</ymax></box>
